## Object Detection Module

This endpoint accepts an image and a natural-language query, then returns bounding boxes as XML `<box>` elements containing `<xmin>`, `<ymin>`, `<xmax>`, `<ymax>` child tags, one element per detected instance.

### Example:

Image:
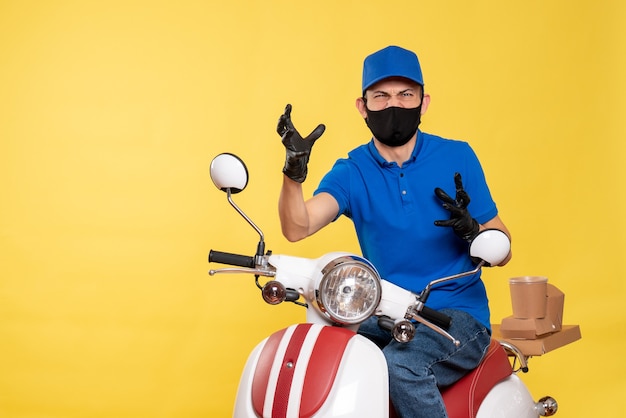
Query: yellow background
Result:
<box><xmin>1</xmin><ymin>0</ymin><xmax>624</xmax><ymax>417</ymax></box>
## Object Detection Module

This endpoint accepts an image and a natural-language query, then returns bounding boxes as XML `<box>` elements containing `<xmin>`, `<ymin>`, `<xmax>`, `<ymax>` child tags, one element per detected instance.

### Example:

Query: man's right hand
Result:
<box><xmin>277</xmin><ymin>104</ymin><xmax>325</xmax><ymax>183</ymax></box>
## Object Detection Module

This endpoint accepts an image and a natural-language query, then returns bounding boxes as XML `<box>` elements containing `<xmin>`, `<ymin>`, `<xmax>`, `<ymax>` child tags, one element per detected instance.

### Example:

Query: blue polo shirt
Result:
<box><xmin>314</xmin><ymin>131</ymin><xmax>498</xmax><ymax>329</ymax></box>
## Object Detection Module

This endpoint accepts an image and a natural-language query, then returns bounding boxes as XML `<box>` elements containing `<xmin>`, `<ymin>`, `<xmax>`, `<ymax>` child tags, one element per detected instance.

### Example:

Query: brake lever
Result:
<box><xmin>409</xmin><ymin>313</ymin><xmax>460</xmax><ymax>346</ymax></box>
<box><xmin>208</xmin><ymin>267</ymin><xmax>276</xmax><ymax>276</ymax></box>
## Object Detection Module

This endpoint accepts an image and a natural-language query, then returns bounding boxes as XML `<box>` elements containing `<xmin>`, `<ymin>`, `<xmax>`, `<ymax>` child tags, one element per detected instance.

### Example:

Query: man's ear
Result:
<box><xmin>421</xmin><ymin>93</ymin><xmax>431</xmax><ymax>115</ymax></box>
<box><xmin>355</xmin><ymin>97</ymin><xmax>368</xmax><ymax>118</ymax></box>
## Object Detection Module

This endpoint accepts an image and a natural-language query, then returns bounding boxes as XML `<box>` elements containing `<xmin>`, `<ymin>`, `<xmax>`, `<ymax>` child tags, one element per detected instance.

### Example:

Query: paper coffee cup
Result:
<box><xmin>509</xmin><ymin>276</ymin><xmax>548</xmax><ymax>319</ymax></box>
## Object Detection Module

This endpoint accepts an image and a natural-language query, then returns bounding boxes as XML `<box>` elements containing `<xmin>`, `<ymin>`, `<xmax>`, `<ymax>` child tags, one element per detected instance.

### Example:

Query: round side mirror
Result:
<box><xmin>469</xmin><ymin>229</ymin><xmax>511</xmax><ymax>266</ymax></box>
<box><xmin>209</xmin><ymin>153</ymin><xmax>249</xmax><ymax>193</ymax></box>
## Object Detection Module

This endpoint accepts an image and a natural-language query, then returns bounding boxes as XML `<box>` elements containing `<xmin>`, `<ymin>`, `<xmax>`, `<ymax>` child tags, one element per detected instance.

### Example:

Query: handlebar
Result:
<box><xmin>377</xmin><ymin>306</ymin><xmax>452</xmax><ymax>335</ymax></box>
<box><xmin>209</xmin><ymin>250</ymin><xmax>255</xmax><ymax>268</ymax></box>
<box><xmin>418</xmin><ymin>306</ymin><xmax>452</xmax><ymax>330</ymax></box>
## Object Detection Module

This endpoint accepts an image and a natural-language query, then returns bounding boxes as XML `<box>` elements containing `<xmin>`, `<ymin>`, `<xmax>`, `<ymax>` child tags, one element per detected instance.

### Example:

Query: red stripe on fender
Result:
<box><xmin>272</xmin><ymin>324</ymin><xmax>313</xmax><ymax>417</ymax></box>
<box><xmin>252</xmin><ymin>327</ymin><xmax>287</xmax><ymax>417</ymax></box>
<box><xmin>300</xmin><ymin>327</ymin><xmax>356</xmax><ymax>417</ymax></box>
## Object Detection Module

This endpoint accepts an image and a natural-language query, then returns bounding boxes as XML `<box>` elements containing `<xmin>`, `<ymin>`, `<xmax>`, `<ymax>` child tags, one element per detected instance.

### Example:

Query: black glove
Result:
<box><xmin>433</xmin><ymin>173</ymin><xmax>480</xmax><ymax>242</ymax></box>
<box><xmin>277</xmin><ymin>104</ymin><xmax>325</xmax><ymax>183</ymax></box>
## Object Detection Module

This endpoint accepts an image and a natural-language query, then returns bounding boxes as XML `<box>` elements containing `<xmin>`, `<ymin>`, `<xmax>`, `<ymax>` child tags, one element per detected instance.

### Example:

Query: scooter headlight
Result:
<box><xmin>316</xmin><ymin>256</ymin><xmax>382</xmax><ymax>325</ymax></box>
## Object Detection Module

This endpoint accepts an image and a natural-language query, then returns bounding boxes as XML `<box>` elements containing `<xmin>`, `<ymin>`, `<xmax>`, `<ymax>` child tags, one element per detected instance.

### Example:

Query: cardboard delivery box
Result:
<box><xmin>492</xmin><ymin>324</ymin><xmax>581</xmax><ymax>356</ymax></box>
<box><xmin>495</xmin><ymin>278</ymin><xmax>581</xmax><ymax>356</ymax></box>
<box><xmin>499</xmin><ymin>283</ymin><xmax>565</xmax><ymax>339</ymax></box>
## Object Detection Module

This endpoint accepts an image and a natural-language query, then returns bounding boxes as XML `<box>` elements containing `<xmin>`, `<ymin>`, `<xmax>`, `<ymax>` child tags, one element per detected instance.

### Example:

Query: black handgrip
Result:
<box><xmin>377</xmin><ymin>316</ymin><xmax>395</xmax><ymax>332</ymax></box>
<box><xmin>419</xmin><ymin>306</ymin><xmax>452</xmax><ymax>330</ymax></box>
<box><xmin>209</xmin><ymin>250</ymin><xmax>255</xmax><ymax>268</ymax></box>
<box><xmin>285</xmin><ymin>290</ymin><xmax>300</xmax><ymax>302</ymax></box>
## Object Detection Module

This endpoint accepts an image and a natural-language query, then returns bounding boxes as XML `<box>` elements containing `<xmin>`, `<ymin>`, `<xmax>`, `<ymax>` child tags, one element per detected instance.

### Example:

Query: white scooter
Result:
<box><xmin>207</xmin><ymin>153</ymin><xmax>558</xmax><ymax>418</ymax></box>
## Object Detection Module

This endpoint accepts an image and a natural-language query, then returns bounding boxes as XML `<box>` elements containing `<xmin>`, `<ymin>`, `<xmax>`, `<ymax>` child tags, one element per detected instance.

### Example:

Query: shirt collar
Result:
<box><xmin>367</xmin><ymin>130</ymin><xmax>423</xmax><ymax>168</ymax></box>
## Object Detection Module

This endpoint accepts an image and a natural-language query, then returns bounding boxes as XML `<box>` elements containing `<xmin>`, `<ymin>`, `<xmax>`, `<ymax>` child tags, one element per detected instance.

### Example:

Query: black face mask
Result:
<box><xmin>365</xmin><ymin>106</ymin><xmax>421</xmax><ymax>147</ymax></box>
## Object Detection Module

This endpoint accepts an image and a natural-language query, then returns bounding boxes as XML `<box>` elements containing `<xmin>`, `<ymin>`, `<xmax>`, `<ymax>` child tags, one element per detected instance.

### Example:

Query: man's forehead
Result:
<box><xmin>368</xmin><ymin>77</ymin><xmax>421</xmax><ymax>92</ymax></box>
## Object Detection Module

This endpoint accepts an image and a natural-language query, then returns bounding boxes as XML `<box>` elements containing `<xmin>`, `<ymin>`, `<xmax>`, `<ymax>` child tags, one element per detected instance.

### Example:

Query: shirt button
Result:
<box><xmin>402</xmin><ymin>190</ymin><xmax>407</xmax><ymax>195</ymax></box>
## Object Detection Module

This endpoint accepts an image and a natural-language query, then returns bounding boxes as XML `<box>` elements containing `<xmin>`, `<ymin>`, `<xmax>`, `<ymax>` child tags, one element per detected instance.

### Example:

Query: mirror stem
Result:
<box><xmin>226</xmin><ymin>189</ymin><xmax>265</xmax><ymax>257</ymax></box>
<box><xmin>419</xmin><ymin>261</ymin><xmax>485</xmax><ymax>303</ymax></box>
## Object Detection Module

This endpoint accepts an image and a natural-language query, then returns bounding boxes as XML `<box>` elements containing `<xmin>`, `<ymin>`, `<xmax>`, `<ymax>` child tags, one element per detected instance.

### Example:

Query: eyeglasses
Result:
<box><xmin>364</xmin><ymin>89</ymin><xmax>421</xmax><ymax>110</ymax></box>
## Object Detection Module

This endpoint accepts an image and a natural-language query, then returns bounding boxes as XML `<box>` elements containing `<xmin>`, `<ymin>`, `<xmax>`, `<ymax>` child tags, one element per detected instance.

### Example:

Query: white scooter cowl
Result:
<box><xmin>476</xmin><ymin>374</ymin><xmax>539</xmax><ymax>418</ymax></box>
<box><xmin>233</xmin><ymin>323</ymin><xmax>389</xmax><ymax>418</ymax></box>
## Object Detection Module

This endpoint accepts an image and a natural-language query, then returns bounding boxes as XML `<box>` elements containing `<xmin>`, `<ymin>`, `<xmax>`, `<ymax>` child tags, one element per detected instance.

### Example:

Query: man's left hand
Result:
<box><xmin>434</xmin><ymin>173</ymin><xmax>479</xmax><ymax>242</ymax></box>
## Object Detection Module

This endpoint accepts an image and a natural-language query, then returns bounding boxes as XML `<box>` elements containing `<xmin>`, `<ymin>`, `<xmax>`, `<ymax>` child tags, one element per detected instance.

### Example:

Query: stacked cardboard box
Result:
<box><xmin>494</xmin><ymin>278</ymin><xmax>581</xmax><ymax>356</ymax></box>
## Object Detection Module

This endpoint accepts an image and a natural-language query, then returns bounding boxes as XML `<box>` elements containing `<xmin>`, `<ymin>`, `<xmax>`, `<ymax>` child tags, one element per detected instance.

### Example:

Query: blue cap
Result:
<box><xmin>362</xmin><ymin>46</ymin><xmax>424</xmax><ymax>93</ymax></box>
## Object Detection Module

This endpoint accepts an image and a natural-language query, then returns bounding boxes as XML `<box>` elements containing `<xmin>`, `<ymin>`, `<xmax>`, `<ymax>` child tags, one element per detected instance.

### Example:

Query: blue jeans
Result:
<box><xmin>358</xmin><ymin>309</ymin><xmax>491</xmax><ymax>418</ymax></box>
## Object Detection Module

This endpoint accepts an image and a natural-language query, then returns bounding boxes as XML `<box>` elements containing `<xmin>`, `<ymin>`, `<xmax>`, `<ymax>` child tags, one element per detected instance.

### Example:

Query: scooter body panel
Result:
<box><xmin>476</xmin><ymin>374</ymin><xmax>539</xmax><ymax>418</ymax></box>
<box><xmin>233</xmin><ymin>323</ymin><xmax>389</xmax><ymax>418</ymax></box>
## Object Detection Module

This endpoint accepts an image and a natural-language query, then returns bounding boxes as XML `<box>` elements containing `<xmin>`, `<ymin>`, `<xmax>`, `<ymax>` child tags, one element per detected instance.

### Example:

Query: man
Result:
<box><xmin>277</xmin><ymin>45</ymin><xmax>511</xmax><ymax>418</ymax></box>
